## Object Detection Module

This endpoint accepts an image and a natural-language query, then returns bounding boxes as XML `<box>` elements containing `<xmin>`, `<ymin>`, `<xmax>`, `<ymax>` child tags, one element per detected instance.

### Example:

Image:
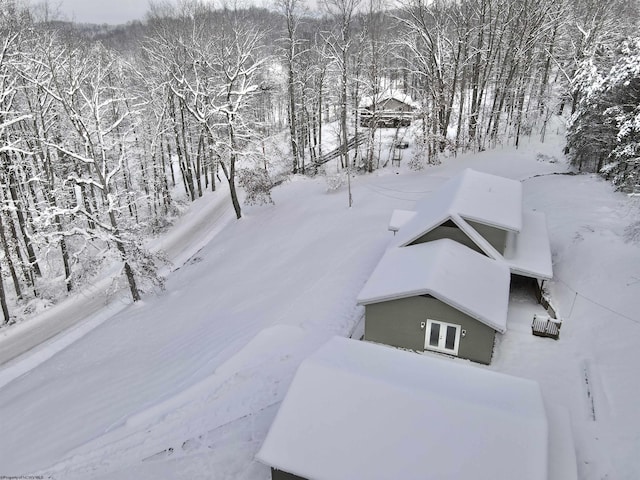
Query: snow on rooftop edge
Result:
<box><xmin>357</xmin><ymin>239</ymin><xmax>510</xmax><ymax>333</ymax></box>
<box><xmin>504</xmin><ymin>210</ymin><xmax>553</xmax><ymax>280</ymax></box>
<box><xmin>256</xmin><ymin>336</ymin><xmax>548</xmax><ymax>480</ymax></box>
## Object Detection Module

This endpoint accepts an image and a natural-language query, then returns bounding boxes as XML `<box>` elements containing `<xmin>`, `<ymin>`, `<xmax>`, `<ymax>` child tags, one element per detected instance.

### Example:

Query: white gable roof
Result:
<box><xmin>257</xmin><ymin>336</ymin><xmax>548</xmax><ymax>480</ymax></box>
<box><xmin>391</xmin><ymin>169</ymin><xmax>553</xmax><ymax>280</ymax></box>
<box><xmin>395</xmin><ymin>169</ymin><xmax>523</xmax><ymax>248</ymax></box>
<box><xmin>357</xmin><ymin>239</ymin><xmax>510</xmax><ymax>333</ymax></box>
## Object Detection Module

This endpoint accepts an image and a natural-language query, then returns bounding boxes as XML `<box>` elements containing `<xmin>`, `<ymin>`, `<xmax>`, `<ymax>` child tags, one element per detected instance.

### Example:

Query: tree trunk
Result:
<box><xmin>0</xmin><ymin>210</ymin><xmax>22</xmax><ymax>300</ymax></box>
<box><xmin>0</xmin><ymin>261</ymin><xmax>9</xmax><ymax>324</ymax></box>
<box><xmin>340</xmin><ymin>44</ymin><xmax>349</xmax><ymax>170</ymax></box>
<box><xmin>0</xmin><ymin>181</ymin><xmax>33</xmax><ymax>289</ymax></box>
<box><xmin>226</xmin><ymin>113</ymin><xmax>242</xmax><ymax>220</ymax></box>
<box><xmin>5</xmin><ymin>166</ymin><xmax>41</xmax><ymax>277</ymax></box>
<box><xmin>195</xmin><ymin>132</ymin><xmax>204</xmax><ymax>198</ymax></box>
<box><xmin>288</xmin><ymin>59</ymin><xmax>299</xmax><ymax>174</ymax></box>
<box><xmin>107</xmin><ymin>197</ymin><xmax>140</xmax><ymax>302</ymax></box>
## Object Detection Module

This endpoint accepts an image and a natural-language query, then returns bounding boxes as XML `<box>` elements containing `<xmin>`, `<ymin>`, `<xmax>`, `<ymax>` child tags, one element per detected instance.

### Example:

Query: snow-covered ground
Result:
<box><xmin>1</xmin><ymin>127</ymin><xmax>639</xmax><ymax>480</ymax></box>
<box><xmin>0</xmin><ymin>183</ymin><xmax>235</xmax><ymax>369</ymax></box>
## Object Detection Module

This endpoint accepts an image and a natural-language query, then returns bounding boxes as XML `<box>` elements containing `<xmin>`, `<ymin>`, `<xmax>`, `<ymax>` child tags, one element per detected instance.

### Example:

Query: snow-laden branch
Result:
<box><xmin>0</xmin><ymin>144</ymin><xmax>33</xmax><ymax>156</ymax></box>
<box><xmin>0</xmin><ymin>113</ymin><xmax>31</xmax><ymax>130</ymax></box>
<box><xmin>45</xmin><ymin>141</ymin><xmax>95</xmax><ymax>165</ymax></box>
<box><xmin>66</xmin><ymin>174</ymin><xmax>105</xmax><ymax>192</ymax></box>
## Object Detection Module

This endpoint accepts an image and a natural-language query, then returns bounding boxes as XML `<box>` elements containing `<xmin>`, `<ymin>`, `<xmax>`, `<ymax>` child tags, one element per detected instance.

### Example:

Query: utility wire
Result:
<box><xmin>554</xmin><ymin>276</ymin><xmax>640</xmax><ymax>326</ymax></box>
<box><xmin>361</xmin><ymin>183</ymin><xmax>425</xmax><ymax>201</ymax></box>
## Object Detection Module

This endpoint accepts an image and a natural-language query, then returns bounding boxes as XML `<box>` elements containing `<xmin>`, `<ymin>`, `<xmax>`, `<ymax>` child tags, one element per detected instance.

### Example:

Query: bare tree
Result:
<box><xmin>360</xmin><ymin>0</ymin><xmax>393</xmax><ymax>172</ymax></box>
<box><xmin>146</xmin><ymin>5</ymin><xmax>267</xmax><ymax>219</ymax></box>
<box><xmin>278</xmin><ymin>0</ymin><xmax>306</xmax><ymax>174</ymax></box>
<box><xmin>0</xmin><ymin>18</ymin><xmax>22</xmax><ymax>322</ymax></box>
<box><xmin>34</xmin><ymin>43</ymin><xmax>147</xmax><ymax>301</ymax></box>
<box><xmin>324</xmin><ymin>0</ymin><xmax>361</xmax><ymax>173</ymax></box>
<box><xmin>214</xmin><ymin>13</ymin><xmax>267</xmax><ymax>219</ymax></box>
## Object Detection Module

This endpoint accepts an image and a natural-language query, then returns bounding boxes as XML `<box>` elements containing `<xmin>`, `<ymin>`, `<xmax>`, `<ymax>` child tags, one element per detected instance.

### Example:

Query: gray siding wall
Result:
<box><xmin>411</xmin><ymin>226</ymin><xmax>485</xmax><ymax>255</ymax></box>
<box><xmin>271</xmin><ymin>468</ymin><xmax>307</xmax><ymax>480</ymax></box>
<box><xmin>364</xmin><ymin>296</ymin><xmax>496</xmax><ymax>364</ymax></box>
<box><xmin>465</xmin><ymin>220</ymin><xmax>508</xmax><ymax>254</ymax></box>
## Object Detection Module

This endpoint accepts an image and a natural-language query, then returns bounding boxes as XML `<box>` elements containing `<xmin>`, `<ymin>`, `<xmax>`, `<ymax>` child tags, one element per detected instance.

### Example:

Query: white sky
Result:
<box><xmin>41</xmin><ymin>0</ymin><xmax>263</xmax><ymax>24</ymax></box>
<box><xmin>43</xmin><ymin>0</ymin><xmax>153</xmax><ymax>24</ymax></box>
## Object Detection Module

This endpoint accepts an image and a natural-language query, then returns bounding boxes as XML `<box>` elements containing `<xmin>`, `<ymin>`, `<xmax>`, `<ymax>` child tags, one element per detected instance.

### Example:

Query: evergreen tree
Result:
<box><xmin>566</xmin><ymin>38</ymin><xmax>640</xmax><ymax>192</ymax></box>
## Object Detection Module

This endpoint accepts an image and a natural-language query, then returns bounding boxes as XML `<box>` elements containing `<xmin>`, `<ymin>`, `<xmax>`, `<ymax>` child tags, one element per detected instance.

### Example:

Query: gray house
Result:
<box><xmin>357</xmin><ymin>238</ymin><xmax>510</xmax><ymax>364</ymax></box>
<box><xmin>360</xmin><ymin>94</ymin><xmax>417</xmax><ymax>127</ymax></box>
<box><xmin>389</xmin><ymin>169</ymin><xmax>553</xmax><ymax>283</ymax></box>
<box><xmin>257</xmin><ymin>336</ymin><xmax>552</xmax><ymax>480</ymax></box>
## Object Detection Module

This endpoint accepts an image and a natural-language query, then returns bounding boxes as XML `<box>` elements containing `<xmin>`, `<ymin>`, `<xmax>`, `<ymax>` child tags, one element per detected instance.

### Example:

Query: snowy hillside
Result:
<box><xmin>1</xmin><ymin>131</ymin><xmax>639</xmax><ymax>480</ymax></box>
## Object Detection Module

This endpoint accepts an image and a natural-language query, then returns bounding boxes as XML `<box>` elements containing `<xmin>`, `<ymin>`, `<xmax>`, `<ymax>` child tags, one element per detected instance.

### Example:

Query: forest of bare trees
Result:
<box><xmin>0</xmin><ymin>0</ymin><xmax>637</xmax><ymax>324</ymax></box>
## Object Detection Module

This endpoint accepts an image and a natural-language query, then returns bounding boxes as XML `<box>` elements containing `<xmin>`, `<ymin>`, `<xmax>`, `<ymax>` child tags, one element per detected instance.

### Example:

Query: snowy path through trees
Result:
<box><xmin>0</xmin><ymin>188</ymin><xmax>234</xmax><ymax>370</ymax></box>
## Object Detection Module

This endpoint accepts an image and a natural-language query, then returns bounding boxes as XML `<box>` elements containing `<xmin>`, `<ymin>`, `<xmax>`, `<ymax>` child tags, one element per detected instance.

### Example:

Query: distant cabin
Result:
<box><xmin>389</xmin><ymin>168</ymin><xmax>553</xmax><ymax>293</ymax></box>
<box><xmin>357</xmin><ymin>239</ymin><xmax>510</xmax><ymax>364</ymax></box>
<box><xmin>256</xmin><ymin>336</ymin><xmax>576</xmax><ymax>480</ymax></box>
<box><xmin>360</xmin><ymin>95</ymin><xmax>416</xmax><ymax>128</ymax></box>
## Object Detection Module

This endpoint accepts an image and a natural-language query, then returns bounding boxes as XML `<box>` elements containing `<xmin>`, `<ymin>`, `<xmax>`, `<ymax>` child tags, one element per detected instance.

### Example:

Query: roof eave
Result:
<box><xmin>357</xmin><ymin>289</ymin><xmax>433</xmax><ymax>306</ymax></box>
<box><xmin>358</xmin><ymin>288</ymin><xmax>508</xmax><ymax>334</ymax></box>
<box><xmin>509</xmin><ymin>265</ymin><xmax>553</xmax><ymax>281</ymax></box>
<box><xmin>460</xmin><ymin>214</ymin><xmax>522</xmax><ymax>233</ymax></box>
<box><xmin>396</xmin><ymin>210</ymin><xmax>453</xmax><ymax>247</ymax></box>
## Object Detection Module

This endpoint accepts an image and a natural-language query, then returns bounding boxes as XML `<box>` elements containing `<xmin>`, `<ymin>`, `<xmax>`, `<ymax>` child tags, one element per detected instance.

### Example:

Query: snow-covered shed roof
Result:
<box><xmin>256</xmin><ymin>336</ymin><xmax>548</xmax><ymax>480</ymax></box>
<box><xmin>357</xmin><ymin>239</ymin><xmax>510</xmax><ymax>333</ymax></box>
<box><xmin>394</xmin><ymin>169</ymin><xmax>523</xmax><ymax>248</ymax></box>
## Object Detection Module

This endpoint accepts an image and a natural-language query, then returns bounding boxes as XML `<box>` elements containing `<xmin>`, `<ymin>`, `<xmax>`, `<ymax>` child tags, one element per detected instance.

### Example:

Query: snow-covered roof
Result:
<box><xmin>547</xmin><ymin>404</ymin><xmax>579</xmax><ymax>480</ymax></box>
<box><xmin>357</xmin><ymin>239</ymin><xmax>510</xmax><ymax>333</ymax></box>
<box><xmin>387</xmin><ymin>209</ymin><xmax>502</xmax><ymax>267</ymax></box>
<box><xmin>390</xmin><ymin>169</ymin><xmax>553</xmax><ymax>280</ymax></box>
<box><xmin>360</xmin><ymin>93</ymin><xmax>419</xmax><ymax>109</ymax></box>
<box><xmin>256</xmin><ymin>336</ymin><xmax>548</xmax><ymax>480</ymax></box>
<box><xmin>504</xmin><ymin>210</ymin><xmax>553</xmax><ymax>280</ymax></box>
<box><xmin>394</xmin><ymin>169</ymin><xmax>523</xmax><ymax>248</ymax></box>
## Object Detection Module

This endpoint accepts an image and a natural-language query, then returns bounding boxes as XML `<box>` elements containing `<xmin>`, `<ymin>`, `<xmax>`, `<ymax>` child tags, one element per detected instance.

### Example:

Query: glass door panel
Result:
<box><xmin>425</xmin><ymin>320</ymin><xmax>461</xmax><ymax>356</ymax></box>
